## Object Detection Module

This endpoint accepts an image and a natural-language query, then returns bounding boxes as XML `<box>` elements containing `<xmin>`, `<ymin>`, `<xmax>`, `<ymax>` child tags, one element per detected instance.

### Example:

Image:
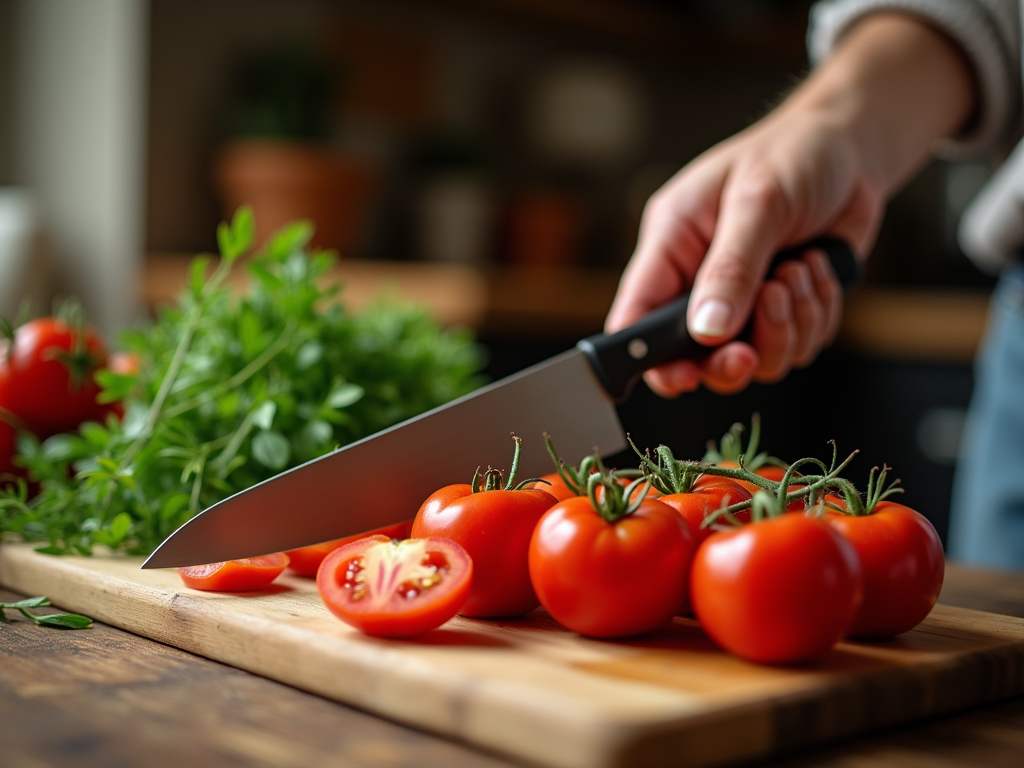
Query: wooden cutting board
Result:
<box><xmin>3</xmin><ymin>543</ymin><xmax>1024</xmax><ymax>768</ymax></box>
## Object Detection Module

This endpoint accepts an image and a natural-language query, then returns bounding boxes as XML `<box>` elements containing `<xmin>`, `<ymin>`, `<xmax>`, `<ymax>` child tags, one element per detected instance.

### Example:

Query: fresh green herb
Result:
<box><xmin>0</xmin><ymin>595</ymin><xmax>93</xmax><ymax>629</ymax></box>
<box><xmin>0</xmin><ymin>208</ymin><xmax>485</xmax><ymax>556</ymax></box>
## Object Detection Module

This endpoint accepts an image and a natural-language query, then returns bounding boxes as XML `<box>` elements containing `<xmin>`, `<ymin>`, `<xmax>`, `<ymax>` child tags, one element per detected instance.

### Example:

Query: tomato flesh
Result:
<box><xmin>286</xmin><ymin>520</ymin><xmax>414</xmax><ymax>577</ymax></box>
<box><xmin>317</xmin><ymin>535</ymin><xmax>472</xmax><ymax>638</ymax></box>
<box><xmin>413</xmin><ymin>484</ymin><xmax>556</xmax><ymax>618</ymax></box>
<box><xmin>178</xmin><ymin>553</ymin><xmax>290</xmax><ymax>592</ymax></box>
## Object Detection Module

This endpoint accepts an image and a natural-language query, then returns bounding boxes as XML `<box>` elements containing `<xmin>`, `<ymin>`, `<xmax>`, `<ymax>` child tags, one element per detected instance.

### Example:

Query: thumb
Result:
<box><xmin>687</xmin><ymin>176</ymin><xmax>789</xmax><ymax>343</ymax></box>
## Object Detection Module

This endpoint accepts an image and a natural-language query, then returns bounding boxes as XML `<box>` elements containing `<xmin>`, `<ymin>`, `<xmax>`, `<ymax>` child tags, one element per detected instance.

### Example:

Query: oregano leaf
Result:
<box><xmin>252</xmin><ymin>430</ymin><xmax>290</xmax><ymax>470</ymax></box>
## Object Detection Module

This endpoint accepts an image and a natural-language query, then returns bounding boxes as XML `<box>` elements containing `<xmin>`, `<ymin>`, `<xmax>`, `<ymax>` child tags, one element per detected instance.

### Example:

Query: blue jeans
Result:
<box><xmin>948</xmin><ymin>264</ymin><xmax>1024</xmax><ymax>570</ymax></box>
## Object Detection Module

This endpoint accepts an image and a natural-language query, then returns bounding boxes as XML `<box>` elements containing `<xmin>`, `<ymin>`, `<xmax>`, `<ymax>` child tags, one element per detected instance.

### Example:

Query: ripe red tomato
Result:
<box><xmin>286</xmin><ymin>520</ymin><xmax>413</xmax><ymax>577</ymax></box>
<box><xmin>716</xmin><ymin>461</ymin><xmax>790</xmax><ymax>496</ymax></box>
<box><xmin>656</xmin><ymin>476</ymin><xmax>751</xmax><ymax>615</ymax></box>
<box><xmin>107</xmin><ymin>351</ymin><xmax>141</xmax><ymax>376</ymax></box>
<box><xmin>525</xmin><ymin>471</ymin><xmax>578</xmax><ymax>502</ymax></box>
<box><xmin>529</xmin><ymin>496</ymin><xmax>694</xmax><ymax>638</ymax></box>
<box><xmin>0</xmin><ymin>318</ymin><xmax>109</xmax><ymax>436</ymax></box>
<box><xmin>317</xmin><ymin>535</ymin><xmax>472</xmax><ymax>638</ymax></box>
<box><xmin>527</xmin><ymin>471</ymin><xmax>654</xmax><ymax>502</ymax></box>
<box><xmin>657</xmin><ymin>476</ymin><xmax>752</xmax><ymax>547</ymax></box>
<box><xmin>691</xmin><ymin>513</ymin><xmax>863</xmax><ymax>663</ymax></box>
<box><xmin>412</xmin><ymin>484</ymin><xmax>556</xmax><ymax>617</ymax></box>
<box><xmin>824</xmin><ymin>502</ymin><xmax>944</xmax><ymax>637</ymax></box>
<box><xmin>178</xmin><ymin>553</ymin><xmax>290</xmax><ymax>592</ymax></box>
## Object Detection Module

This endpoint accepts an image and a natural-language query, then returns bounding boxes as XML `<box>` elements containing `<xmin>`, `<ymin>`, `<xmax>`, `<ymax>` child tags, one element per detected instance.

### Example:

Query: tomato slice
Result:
<box><xmin>178</xmin><ymin>553</ymin><xmax>290</xmax><ymax>592</ymax></box>
<box><xmin>285</xmin><ymin>520</ymin><xmax>414</xmax><ymax>578</ymax></box>
<box><xmin>317</xmin><ymin>536</ymin><xmax>472</xmax><ymax>638</ymax></box>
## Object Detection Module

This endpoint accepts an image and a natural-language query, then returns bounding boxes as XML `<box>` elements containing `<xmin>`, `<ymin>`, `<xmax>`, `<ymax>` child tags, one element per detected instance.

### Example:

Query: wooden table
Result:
<box><xmin>2</xmin><ymin>564</ymin><xmax>1023</xmax><ymax>768</ymax></box>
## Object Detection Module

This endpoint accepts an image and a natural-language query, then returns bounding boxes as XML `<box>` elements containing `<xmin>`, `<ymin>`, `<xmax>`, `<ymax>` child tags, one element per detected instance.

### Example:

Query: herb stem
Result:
<box><xmin>163</xmin><ymin>320</ymin><xmax>297</xmax><ymax>419</ymax></box>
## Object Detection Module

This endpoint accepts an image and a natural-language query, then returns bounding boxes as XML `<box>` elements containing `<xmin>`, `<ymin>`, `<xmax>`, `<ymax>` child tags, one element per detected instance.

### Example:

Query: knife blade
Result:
<box><xmin>142</xmin><ymin>236</ymin><xmax>858</xmax><ymax>569</ymax></box>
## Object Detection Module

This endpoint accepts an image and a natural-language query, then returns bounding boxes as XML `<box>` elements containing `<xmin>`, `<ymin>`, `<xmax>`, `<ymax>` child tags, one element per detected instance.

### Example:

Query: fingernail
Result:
<box><xmin>790</xmin><ymin>265</ymin><xmax>813</xmax><ymax>298</ymax></box>
<box><xmin>765</xmin><ymin>284</ymin><xmax>790</xmax><ymax>324</ymax></box>
<box><xmin>692</xmin><ymin>299</ymin><xmax>733</xmax><ymax>337</ymax></box>
<box><xmin>810</xmin><ymin>250</ymin><xmax>832</xmax><ymax>281</ymax></box>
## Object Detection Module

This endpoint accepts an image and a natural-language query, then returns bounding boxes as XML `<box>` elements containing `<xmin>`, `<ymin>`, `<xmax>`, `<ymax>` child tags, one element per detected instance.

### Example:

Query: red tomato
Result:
<box><xmin>108</xmin><ymin>351</ymin><xmax>141</xmax><ymax>376</ymax></box>
<box><xmin>286</xmin><ymin>520</ymin><xmax>414</xmax><ymax>577</ymax></box>
<box><xmin>657</xmin><ymin>476</ymin><xmax>752</xmax><ymax>548</ymax></box>
<box><xmin>691</xmin><ymin>514</ymin><xmax>863</xmax><ymax>664</ymax></box>
<box><xmin>0</xmin><ymin>318</ymin><xmax>109</xmax><ymax>436</ymax></box>
<box><xmin>657</xmin><ymin>476</ymin><xmax>751</xmax><ymax>615</ymax></box>
<box><xmin>99</xmin><ymin>351</ymin><xmax>143</xmax><ymax>422</ymax></box>
<box><xmin>178</xmin><ymin>553</ymin><xmax>290</xmax><ymax>592</ymax></box>
<box><xmin>718</xmin><ymin>460</ymin><xmax>801</xmax><ymax>504</ymax></box>
<box><xmin>824</xmin><ymin>502</ymin><xmax>944</xmax><ymax>638</ymax></box>
<box><xmin>412</xmin><ymin>484</ymin><xmax>556</xmax><ymax>617</ymax></box>
<box><xmin>529</xmin><ymin>497</ymin><xmax>694</xmax><ymax>638</ymax></box>
<box><xmin>739</xmin><ymin>464</ymin><xmax>807</xmax><ymax>512</ymax></box>
<box><xmin>525</xmin><ymin>472</ymin><xmax>578</xmax><ymax>502</ymax></box>
<box><xmin>755</xmin><ymin>465</ymin><xmax>787</xmax><ymax>483</ymax></box>
<box><xmin>317</xmin><ymin>535</ymin><xmax>472</xmax><ymax>638</ymax></box>
<box><xmin>527</xmin><ymin>472</ymin><xmax>654</xmax><ymax>502</ymax></box>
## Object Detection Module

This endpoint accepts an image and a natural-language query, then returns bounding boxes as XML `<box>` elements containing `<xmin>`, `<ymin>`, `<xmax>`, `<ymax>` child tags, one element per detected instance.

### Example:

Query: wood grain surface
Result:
<box><xmin>3</xmin><ymin>545</ymin><xmax>1024</xmax><ymax>768</ymax></box>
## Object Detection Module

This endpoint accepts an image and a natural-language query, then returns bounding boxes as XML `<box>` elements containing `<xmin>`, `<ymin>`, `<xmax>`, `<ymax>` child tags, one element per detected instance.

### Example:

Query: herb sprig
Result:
<box><xmin>0</xmin><ymin>596</ymin><xmax>92</xmax><ymax>629</ymax></box>
<box><xmin>0</xmin><ymin>208</ymin><xmax>485</xmax><ymax>556</ymax></box>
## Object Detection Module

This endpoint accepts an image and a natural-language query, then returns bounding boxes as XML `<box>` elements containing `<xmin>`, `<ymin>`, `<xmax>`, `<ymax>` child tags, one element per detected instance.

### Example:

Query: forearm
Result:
<box><xmin>784</xmin><ymin>12</ymin><xmax>976</xmax><ymax>196</ymax></box>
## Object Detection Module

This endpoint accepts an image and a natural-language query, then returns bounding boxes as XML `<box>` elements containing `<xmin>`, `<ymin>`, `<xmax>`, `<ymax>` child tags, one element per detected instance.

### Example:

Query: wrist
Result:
<box><xmin>783</xmin><ymin>12</ymin><xmax>975</xmax><ymax>196</ymax></box>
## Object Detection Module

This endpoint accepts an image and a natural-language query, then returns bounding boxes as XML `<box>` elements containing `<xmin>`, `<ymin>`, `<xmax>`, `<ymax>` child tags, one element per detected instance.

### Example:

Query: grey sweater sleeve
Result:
<box><xmin>808</xmin><ymin>0</ymin><xmax>1022</xmax><ymax>159</ymax></box>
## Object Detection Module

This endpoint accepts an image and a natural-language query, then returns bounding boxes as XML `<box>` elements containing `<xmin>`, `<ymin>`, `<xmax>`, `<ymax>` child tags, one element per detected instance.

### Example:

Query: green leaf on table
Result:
<box><xmin>34</xmin><ymin>613</ymin><xmax>93</xmax><ymax>629</ymax></box>
<box><xmin>33</xmin><ymin>545</ymin><xmax>69</xmax><ymax>556</ymax></box>
<box><xmin>108</xmin><ymin>512</ymin><xmax>132</xmax><ymax>543</ymax></box>
<box><xmin>3</xmin><ymin>596</ymin><xmax>50</xmax><ymax>609</ymax></box>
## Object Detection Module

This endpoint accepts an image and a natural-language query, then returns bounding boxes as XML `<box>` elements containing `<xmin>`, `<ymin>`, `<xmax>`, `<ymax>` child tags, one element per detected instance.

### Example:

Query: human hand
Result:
<box><xmin>606</xmin><ymin>103</ymin><xmax>881</xmax><ymax>396</ymax></box>
<box><xmin>605</xmin><ymin>12</ymin><xmax>974</xmax><ymax>398</ymax></box>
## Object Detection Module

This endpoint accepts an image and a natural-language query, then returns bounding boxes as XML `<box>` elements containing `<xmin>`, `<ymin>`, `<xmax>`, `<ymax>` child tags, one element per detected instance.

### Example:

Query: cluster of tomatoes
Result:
<box><xmin>0</xmin><ymin>316</ymin><xmax>129</xmax><ymax>482</ymax></box>
<box><xmin>179</xmin><ymin>420</ymin><xmax>945</xmax><ymax>666</ymax></box>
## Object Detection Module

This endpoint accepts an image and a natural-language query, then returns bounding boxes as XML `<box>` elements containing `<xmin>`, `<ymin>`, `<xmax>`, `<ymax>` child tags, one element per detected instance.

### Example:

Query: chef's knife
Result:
<box><xmin>142</xmin><ymin>237</ymin><xmax>858</xmax><ymax>569</ymax></box>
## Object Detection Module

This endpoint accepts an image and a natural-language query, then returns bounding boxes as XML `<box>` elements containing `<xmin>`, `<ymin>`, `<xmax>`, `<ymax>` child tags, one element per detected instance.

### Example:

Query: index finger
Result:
<box><xmin>687</xmin><ymin>170</ymin><xmax>790</xmax><ymax>344</ymax></box>
<box><xmin>605</xmin><ymin>162</ymin><xmax>727</xmax><ymax>333</ymax></box>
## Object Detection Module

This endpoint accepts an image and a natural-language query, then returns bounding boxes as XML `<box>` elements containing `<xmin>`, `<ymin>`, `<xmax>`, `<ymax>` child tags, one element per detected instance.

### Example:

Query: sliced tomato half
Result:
<box><xmin>317</xmin><ymin>535</ymin><xmax>472</xmax><ymax>638</ymax></box>
<box><xmin>286</xmin><ymin>520</ymin><xmax>414</xmax><ymax>578</ymax></box>
<box><xmin>178</xmin><ymin>553</ymin><xmax>290</xmax><ymax>592</ymax></box>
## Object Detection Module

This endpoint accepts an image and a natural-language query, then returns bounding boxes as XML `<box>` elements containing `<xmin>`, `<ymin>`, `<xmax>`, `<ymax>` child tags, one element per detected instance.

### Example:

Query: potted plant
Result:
<box><xmin>214</xmin><ymin>42</ymin><xmax>374</xmax><ymax>254</ymax></box>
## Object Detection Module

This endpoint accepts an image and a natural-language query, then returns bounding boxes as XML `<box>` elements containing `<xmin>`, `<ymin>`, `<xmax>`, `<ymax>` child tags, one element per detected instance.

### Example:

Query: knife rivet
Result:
<box><xmin>628</xmin><ymin>338</ymin><xmax>648</xmax><ymax>360</ymax></box>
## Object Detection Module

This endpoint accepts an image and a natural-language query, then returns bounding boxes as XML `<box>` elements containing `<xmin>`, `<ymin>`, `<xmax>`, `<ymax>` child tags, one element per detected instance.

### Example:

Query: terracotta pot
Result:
<box><xmin>214</xmin><ymin>140</ymin><xmax>375</xmax><ymax>255</ymax></box>
<box><xmin>505</xmin><ymin>190</ymin><xmax>583</xmax><ymax>265</ymax></box>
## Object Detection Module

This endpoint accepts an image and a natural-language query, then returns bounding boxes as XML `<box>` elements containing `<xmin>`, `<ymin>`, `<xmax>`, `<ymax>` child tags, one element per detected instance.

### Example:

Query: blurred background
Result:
<box><xmin>0</xmin><ymin>0</ymin><xmax>998</xmax><ymax>546</ymax></box>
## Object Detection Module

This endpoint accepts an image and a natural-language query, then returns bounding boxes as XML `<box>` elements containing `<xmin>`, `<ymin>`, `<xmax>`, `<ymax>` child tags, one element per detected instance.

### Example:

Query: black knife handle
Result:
<box><xmin>577</xmin><ymin>236</ymin><xmax>859</xmax><ymax>402</ymax></box>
